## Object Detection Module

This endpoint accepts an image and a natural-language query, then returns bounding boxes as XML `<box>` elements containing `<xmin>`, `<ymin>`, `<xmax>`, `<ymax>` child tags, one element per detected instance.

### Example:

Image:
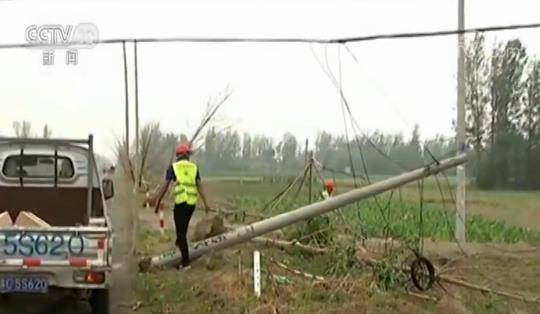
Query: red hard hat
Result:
<box><xmin>324</xmin><ymin>179</ymin><xmax>336</xmax><ymax>191</ymax></box>
<box><xmin>175</xmin><ymin>143</ymin><xmax>192</xmax><ymax>155</ymax></box>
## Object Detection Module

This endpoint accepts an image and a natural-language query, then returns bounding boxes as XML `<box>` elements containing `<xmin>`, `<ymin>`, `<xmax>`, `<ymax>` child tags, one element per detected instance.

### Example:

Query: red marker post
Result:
<box><xmin>158</xmin><ymin>203</ymin><xmax>165</xmax><ymax>235</ymax></box>
<box><xmin>145</xmin><ymin>192</ymin><xmax>150</xmax><ymax>208</ymax></box>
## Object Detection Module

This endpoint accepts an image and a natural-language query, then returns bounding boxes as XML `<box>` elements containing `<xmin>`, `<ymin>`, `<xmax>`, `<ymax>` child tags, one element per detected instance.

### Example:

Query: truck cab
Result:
<box><xmin>0</xmin><ymin>136</ymin><xmax>114</xmax><ymax>314</ymax></box>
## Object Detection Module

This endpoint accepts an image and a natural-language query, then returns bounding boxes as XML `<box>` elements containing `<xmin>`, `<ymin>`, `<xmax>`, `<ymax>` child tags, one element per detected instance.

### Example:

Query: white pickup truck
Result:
<box><xmin>0</xmin><ymin>136</ymin><xmax>114</xmax><ymax>314</ymax></box>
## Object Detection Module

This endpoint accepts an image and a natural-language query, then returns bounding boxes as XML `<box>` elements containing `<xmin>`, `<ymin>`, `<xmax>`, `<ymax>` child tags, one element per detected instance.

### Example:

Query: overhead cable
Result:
<box><xmin>2</xmin><ymin>22</ymin><xmax>540</xmax><ymax>49</ymax></box>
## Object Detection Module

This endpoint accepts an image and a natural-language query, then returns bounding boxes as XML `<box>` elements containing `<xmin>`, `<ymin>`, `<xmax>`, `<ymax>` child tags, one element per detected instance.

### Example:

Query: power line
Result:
<box><xmin>309</xmin><ymin>44</ymin><xmax>410</xmax><ymax>171</ymax></box>
<box><xmin>336</xmin><ymin>46</ymin><xmax>360</xmax><ymax>188</ymax></box>
<box><xmin>335</xmin><ymin>21</ymin><xmax>540</xmax><ymax>44</ymax></box>
<box><xmin>2</xmin><ymin>21</ymin><xmax>540</xmax><ymax>49</ymax></box>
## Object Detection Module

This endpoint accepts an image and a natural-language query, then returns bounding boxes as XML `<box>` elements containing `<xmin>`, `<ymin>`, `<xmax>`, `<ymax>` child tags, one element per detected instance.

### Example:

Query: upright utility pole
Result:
<box><xmin>134</xmin><ymin>40</ymin><xmax>140</xmax><ymax>186</ymax></box>
<box><xmin>455</xmin><ymin>0</ymin><xmax>467</xmax><ymax>243</ymax></box>
<box><xmin>134</xmin><ymin>42</ymin><xmax>140</xmax><ymax>165</ymax></box>
<box><xmin>304</xmin><ymin>139</ymin><xmax>308</xmax><ymax>163</ymax></box>
<box><xmin>122</xmin><ymin>41</ymin><xmax>130</xmax><ymax>161</ymax></box>
<box><xmin>308</xmin><ymin>151</ymin><xmax>313</xmax><ymax>203</ymax></box>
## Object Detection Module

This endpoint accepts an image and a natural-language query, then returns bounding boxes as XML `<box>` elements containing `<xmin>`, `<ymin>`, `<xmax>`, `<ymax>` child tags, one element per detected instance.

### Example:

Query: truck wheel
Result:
<box><xmin>90</xmin><ymin>289</ymin><xmax>110</xmax><ymax>314</ymax></box>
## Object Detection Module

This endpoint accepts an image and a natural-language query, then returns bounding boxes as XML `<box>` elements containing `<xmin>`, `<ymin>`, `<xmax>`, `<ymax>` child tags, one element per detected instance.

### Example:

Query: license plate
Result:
<box><xmin>0</xmin><ymin>231</ymin><xmax>87</xmax><ymax>258</ymax></box>
<box><xmin>0</xmin><ymin>276</ymin><xmax>48</xmax><ymax>293</ymax></box>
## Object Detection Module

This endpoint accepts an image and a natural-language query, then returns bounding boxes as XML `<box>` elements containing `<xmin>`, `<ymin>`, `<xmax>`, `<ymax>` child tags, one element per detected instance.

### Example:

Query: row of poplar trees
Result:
<box><xmin>465</xmin><ymin>35</ymin><xmax>540</xmax><ymax>189</ymax></box>
<box><xmin>199</xmin><ymin>126</ymin><xmax>453</xmax><ymax>177</ymax></box>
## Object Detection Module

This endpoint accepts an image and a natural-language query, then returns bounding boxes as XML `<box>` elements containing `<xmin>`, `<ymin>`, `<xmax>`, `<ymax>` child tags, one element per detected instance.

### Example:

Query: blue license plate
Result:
<box><xmin>0</xmin><ymin>232</ymin><xmax>87</xmax><ymax>258</ymax></box>
<box><xmin>0</xmin><ymin>276</ymin><xmax>48</xmax><ymax>293</ymax></box>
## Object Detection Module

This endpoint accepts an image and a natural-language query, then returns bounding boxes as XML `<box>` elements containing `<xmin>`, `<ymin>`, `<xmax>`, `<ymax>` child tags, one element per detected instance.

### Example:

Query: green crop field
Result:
<box><xmin>209</xmin><ymin>179</ymin><xmax>540</xmax><ymax>234</ymax></box>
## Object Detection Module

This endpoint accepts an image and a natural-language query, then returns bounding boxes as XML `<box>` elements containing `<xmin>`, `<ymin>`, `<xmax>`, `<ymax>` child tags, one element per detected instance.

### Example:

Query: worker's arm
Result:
<box><xmin>155</xmin><ymin>180</ymin><xmax>172</xmax><ymax>214</ymax></box>
<box><xmin>196</xmin><ymin>179</ymin><xmax>210</xmax><ymax>213</ymax></box>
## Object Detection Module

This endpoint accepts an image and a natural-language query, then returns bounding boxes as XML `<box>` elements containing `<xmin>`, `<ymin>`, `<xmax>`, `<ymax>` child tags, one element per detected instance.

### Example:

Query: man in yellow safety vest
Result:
<box><xmin>155</xmin><ymin>143</ymin><xmax>210</xmax><ymax>268</ymax></box>
<box><xmin>320</xmin><ymin>179</ymin><xmax>336</xmax><ymax>200</ymax></box>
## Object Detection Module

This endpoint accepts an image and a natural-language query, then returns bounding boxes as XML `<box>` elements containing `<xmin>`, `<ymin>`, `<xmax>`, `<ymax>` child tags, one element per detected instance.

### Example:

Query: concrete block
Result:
<box><xmin>14</xmin><ymin>211</ymin><xmax>51</xmax><ymax>228</ymax></box>
<box><xmin>0</xmin><ymin>211</ymin><xmax>13</xmax><ymax>227</ymax></box>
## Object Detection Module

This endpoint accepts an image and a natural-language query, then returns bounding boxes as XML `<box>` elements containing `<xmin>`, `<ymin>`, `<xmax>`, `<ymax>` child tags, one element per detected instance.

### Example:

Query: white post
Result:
<box><xmin>456</xmin><ymin>0</ymin><xmax>467</xmax><ymax>244</ymax></box>
<box><xmin>253</xmin><ymin>250</ymin><xmax>261</xmax><ymax>298</ymax></box>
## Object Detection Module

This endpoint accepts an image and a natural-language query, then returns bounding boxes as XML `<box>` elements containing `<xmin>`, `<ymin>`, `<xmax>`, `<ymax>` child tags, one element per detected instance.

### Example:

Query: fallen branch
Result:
<box><xmin>364</xmin><ymin>255</ymin><xmax>537</xmax><ymax>305</ymax></box>
<box><xmin>208</xmin><ymin>207</ymin><xmax>265</xmax><ymax>219</ymax></box>
<box><xmin>214</xmin><ymin>208</ymin><xmax>401</xmax><ymax>257</ymax></box>
<box><xmin>252</xmin><ymin>237</ymin><xmax>328</xmax><ymax>255</ymax></box>
<box><xmin>406</xmin><ymin>291</ymin><xmax>438</xmax><ymax>302</ymax></box>
<box><xmin>356</xmin><ymin>246</ymin><xmax>378</xmax><ymax>266</ymax></box>
<box><xmin>439</xmin><ymin>275</ymin><xmax>540</xmax><ymax>305</ymax></box>
<box><xmin>224</xmin><ymin>220</ymin><xmax>404</xmax><ymax>257</ymax></box>
<box><xmin>289</xmin><ymin>226</ymin><xmax>333</xmax><ymax>244</ymax></box>
<box><xmin>271</xmin><ymin>258</ymin><xmax>325</xmax><ymax>281</ymax></box>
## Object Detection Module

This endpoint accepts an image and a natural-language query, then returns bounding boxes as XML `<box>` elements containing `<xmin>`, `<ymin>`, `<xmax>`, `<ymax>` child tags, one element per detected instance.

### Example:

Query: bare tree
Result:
<box><xmin>190</xmin><ymin>86</ymin><xmax>233</xmax><ymax>147</ymax></box>
<box><xmin>116</xmin><ymin>86</ymin><xmax>232</xmax><ymax>189</ymax></box>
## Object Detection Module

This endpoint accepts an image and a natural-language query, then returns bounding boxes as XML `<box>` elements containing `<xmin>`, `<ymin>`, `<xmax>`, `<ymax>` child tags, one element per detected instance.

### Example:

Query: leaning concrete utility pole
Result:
<box><xmin>139</xmin><ymin>154</ymin><xmax>468</xmax><ymax>271</ymax></box>
<box><xmin>456</xmin><ymin>0</ymin><xmax>467</xmax><ymax>244</ymax></box>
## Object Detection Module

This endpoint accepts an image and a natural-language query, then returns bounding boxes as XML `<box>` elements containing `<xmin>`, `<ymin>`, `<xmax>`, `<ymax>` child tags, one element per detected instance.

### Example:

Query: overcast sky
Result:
<box><xmin>0</xmin><ymin>0</ymin><xmax>539</xmax><ymax>159</ymax></box>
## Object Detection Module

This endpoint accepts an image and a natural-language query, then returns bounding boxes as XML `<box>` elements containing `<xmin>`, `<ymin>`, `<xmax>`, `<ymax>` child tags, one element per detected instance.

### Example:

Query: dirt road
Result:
<box><xmin>108</xmin><ymin>186</ymin><xmax>135</xmax><ymax>314</ymax></box>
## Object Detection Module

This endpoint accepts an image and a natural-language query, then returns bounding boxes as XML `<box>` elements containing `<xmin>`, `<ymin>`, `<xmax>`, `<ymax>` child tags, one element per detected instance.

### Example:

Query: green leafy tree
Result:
<box><xmin>522</xmin><ymin>60</ymin><xmax>540</xmax><ymax>188</ymax></box>
<box><xmin>279</xmin><ymin>132</ymin><xmax>299</xmax><ymax>170</ymax></box>
<box><xmin>482</xmin><ymin>40</ymin><xmax>528</xmax><ymax>188</ymax></box>
<box><xmin>465</xmin><ymin>34</ymin><xmax>489</xmax><ymax>152</ymax></box>
<box><xmin>489</xmin><ymin>40</ymin><xmax>527</xmax><ymax>140</ymax></box>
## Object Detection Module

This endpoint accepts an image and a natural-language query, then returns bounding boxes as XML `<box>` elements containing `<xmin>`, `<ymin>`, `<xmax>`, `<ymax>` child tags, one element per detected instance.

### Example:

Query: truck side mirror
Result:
<box><xmin>102</xmin><ymin>179</ymin><xmax>115</xmax><ymax>200</ymax></box>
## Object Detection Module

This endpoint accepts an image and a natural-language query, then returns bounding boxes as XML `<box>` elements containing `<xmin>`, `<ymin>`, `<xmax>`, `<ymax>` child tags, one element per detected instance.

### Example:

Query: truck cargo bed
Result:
<box><xmin>0</xmin><ymin>187</ymin><xmax>104</xmax><ymax>226</ymax></box>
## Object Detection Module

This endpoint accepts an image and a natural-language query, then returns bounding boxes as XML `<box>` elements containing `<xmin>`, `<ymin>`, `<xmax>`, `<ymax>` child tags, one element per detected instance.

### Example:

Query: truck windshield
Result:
<box><xmin>2</xmin><ymin>155</ymin><xmax>74</xmax><ymax>179</ymax></box>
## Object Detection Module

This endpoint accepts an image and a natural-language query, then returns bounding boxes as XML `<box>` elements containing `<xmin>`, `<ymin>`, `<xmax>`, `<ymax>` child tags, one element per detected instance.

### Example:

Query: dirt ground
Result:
<box><xmin>109</xmin><ymin>184</ymin><xmax>136</xmax><ymax>314</ymax></box>
<box><xmin>119</xmin><ymin>178</ymin><xmax>540</xmax><ymax>313</ymax></box>
<box><xmin>134</xmin><ymin>203</ymin><xmax>540</xmax><ymax>313</ymax></box>
<box><xmin>10</xmin><ymin>181</ymin><xmax>539</xmax><ymax>312</ymax></box>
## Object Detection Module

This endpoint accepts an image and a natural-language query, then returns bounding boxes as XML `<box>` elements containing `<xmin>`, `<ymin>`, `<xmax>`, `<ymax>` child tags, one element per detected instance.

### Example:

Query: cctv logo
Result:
<box><xmin>25</xmin><ymin>23</ymin><xmax>99</xmax><ymax>49</ymax></box>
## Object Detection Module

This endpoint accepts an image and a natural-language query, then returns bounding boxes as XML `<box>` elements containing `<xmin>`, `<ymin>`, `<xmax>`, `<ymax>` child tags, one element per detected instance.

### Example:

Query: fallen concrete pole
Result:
<box><xmin>138</xmin><ymin>154</ymin><xmax>467</xmax><ymax>271</ymax></box>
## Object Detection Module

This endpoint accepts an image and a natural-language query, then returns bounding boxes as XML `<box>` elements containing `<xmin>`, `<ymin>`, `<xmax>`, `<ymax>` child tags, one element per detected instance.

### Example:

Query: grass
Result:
<box><xmin>214</xmin><ymin>180</ymin><xmax>540</xmax><ymax>246</ymax></box>
<box><xmin>351</xmin><ymin>200</ymin><xmax>540</xmax><ymax>245</ymax></box>
<box><xmin>134</xmin><ymin>179</ymin><xmax>540</xmax><ymax>313</ymax></box>
<box><xmin>135</xmin><ymin>229</ymin><xmax>415</xmax><ymax>313</ymax></box>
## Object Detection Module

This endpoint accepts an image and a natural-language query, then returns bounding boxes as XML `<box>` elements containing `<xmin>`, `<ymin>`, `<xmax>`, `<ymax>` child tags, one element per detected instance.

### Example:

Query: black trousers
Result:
<box><xmin>173</xmin><ymin>202</ymin><xmax>196</xmax><ymax>267</ymax></box>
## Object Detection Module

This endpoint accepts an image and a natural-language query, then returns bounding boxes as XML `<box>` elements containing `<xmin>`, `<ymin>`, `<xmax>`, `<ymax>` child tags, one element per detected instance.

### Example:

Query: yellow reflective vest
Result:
<box><xmin>320</xmin><ymin>190</ymin><xmax>331</xmax><ymax>200</ymax></box>
<box><xmin>172</xmin><ymin>160</ymin><xmax>199</xmax><ymax>205</ymax></box>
